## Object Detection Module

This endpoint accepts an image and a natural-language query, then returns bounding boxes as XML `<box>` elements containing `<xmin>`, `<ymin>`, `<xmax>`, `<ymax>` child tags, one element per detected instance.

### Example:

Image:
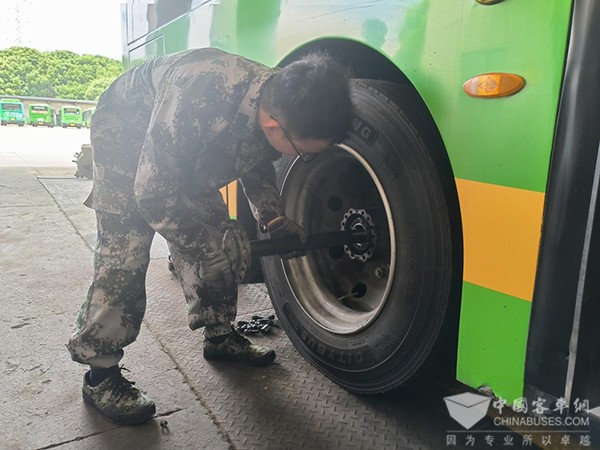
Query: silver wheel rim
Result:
<box><xmin>278</xmin><ymin>144</ymin><xmax>396</xmax><ymax>335</ymax></box>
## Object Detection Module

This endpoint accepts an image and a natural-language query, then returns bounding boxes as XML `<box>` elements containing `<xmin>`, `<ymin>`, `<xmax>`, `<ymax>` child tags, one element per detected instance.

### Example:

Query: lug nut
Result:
<box><xmin>374</xmin><ymin>265</ymin><xmax>389</xmax><ymax>279</ymax></box>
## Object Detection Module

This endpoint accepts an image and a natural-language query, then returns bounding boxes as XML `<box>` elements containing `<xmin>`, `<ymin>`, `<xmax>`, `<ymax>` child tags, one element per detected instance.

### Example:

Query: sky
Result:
<box><xmin>0</xmin><ymin>0</ymin><xmax>124</xmax><ymax>60</ymax></box>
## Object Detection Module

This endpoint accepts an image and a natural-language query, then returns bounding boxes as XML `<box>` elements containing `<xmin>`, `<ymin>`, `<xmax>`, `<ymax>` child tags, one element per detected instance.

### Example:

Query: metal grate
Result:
<box><xmin>43</xmin><ymin>177</ymin><xmax>488</xmax><ymax>450</ymax></box>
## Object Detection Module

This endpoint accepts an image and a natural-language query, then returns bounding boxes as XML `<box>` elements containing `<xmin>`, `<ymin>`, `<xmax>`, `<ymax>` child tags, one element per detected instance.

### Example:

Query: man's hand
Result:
<box><xmin>267</xmin><ymin>216</ymin><xmax>307</xmax><ymax>259</ymax></box>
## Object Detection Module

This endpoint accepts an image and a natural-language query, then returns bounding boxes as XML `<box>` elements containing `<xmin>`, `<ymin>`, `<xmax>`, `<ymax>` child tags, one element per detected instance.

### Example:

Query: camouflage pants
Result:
<box><xmin>67</xmin><ymin>99</ymin><xmax>239</xmax><ymax>368</ymax></box>
<box><xmin>67</xmin><ymin>203</ymin><xmax>237</xmax><ymax>369</ymax></box>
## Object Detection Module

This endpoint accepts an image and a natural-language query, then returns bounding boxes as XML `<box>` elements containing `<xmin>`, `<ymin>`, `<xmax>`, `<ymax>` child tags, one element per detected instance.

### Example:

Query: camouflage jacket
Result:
<box><xmin>88</xmin><ymin>48</ymin><xmax>284</xmax><ymax>228</ymax></box>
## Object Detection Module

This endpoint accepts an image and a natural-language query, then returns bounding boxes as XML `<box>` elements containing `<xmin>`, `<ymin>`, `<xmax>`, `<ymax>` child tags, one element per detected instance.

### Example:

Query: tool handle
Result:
<box><xmin>250</xmin><ymin>230</ymin><xmax>368</xmax><ymax>258</ymax></box>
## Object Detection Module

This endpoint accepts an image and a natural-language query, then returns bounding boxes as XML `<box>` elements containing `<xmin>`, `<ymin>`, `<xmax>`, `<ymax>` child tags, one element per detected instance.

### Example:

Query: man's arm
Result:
<box><xmin>240</xmin><ymin>161</ymin><xmax>307</xmax><ymax>259</ymax></box>
<box><xmin>239</xmin><ymin>160</ymin><xmax>285</xmax><ymax>228</ymax></box>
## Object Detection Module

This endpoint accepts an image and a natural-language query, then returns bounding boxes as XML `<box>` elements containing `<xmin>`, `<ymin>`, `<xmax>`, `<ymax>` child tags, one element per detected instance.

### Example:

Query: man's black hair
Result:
<box><xmin>260</xmin><ymin>52</ymin><xmax>354</xmax><ymax>142</ymax></box>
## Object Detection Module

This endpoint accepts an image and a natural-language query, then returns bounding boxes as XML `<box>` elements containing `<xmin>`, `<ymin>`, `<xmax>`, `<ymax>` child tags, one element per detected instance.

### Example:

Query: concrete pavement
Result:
<box><xmin>0</xmin><ymin>156</ymin><xmax>230</xmax><ymax>449</ymax></box>
<box><xmin>1</xmin><ymin>126</ymin><xmax>525</xmax><ymax>450</ymax></box>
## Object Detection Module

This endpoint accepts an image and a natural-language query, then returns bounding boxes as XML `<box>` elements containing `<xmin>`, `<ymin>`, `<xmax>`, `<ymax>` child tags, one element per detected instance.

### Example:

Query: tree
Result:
<box><xmin>85</xmin><ymin>77</ymin><xmax>114</xmax><ymax>101</ymax></box>
<box><xmin>0</xmin><ymin>47</ymin><xmax>47</xmax><ymax>95</ymax></box>
<box><xmin>0</xmin><ymin>46</ymin><xmax>123</xmax><ymax>100</ymax></box>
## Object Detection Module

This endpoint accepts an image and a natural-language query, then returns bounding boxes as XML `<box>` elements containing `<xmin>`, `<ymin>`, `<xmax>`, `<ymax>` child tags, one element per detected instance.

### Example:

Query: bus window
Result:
<box><xmin>126</xmin><ymin>0</ymin><xmax>192</xmax><ymax>43</ymax></box>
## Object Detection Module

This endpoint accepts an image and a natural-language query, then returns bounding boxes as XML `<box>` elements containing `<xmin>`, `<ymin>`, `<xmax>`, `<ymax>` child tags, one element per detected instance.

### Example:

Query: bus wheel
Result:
<box><xmin>261</xmin><ymin>79</ymin><xmax>460</xmax><ymax>394</ymax></box>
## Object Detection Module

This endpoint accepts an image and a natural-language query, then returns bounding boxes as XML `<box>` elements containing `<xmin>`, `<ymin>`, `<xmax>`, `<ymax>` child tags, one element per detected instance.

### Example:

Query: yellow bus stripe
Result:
<box><xmin>220</xmin><ymin>181</ymin><xmax>238</xmax><ymax>219</ymax></box>
<box><xmin>456</xmin><ymin>179</ymin><xmax>545</xmax><ymax>302</ymax></box>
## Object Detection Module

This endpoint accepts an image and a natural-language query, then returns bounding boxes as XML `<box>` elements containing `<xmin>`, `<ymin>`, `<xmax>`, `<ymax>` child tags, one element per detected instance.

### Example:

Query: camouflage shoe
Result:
<box><xmin>82</xmin><ymin>368</ymin><xmax>156</xmax><ymax>425</ymax></box>
<box><xmin>203</xmin><ymin>330</ymin><xmax>276</xmax><ymax>366</ymax></box>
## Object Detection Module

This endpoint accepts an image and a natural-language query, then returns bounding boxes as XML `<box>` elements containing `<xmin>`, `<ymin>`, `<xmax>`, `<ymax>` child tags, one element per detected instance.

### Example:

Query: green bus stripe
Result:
<box><xmin>457</xmin><ymin>282</ymin><xmax>532</xmax><ymax>402</ymax></box>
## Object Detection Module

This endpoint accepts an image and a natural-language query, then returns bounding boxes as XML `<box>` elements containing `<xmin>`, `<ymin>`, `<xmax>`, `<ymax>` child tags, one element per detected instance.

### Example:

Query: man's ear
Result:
<box><xmin>261</xmin><ymin>116</ymin><xmax>280</xmax><ymax>138</ymax></box>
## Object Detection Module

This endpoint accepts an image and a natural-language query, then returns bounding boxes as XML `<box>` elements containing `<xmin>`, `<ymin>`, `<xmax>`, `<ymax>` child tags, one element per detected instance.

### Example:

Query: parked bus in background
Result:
<box><xmin>82</xmin><ymin>108</ymin><xmax>95</xmax><ymax>128</ymax></box>
<box><xmin>28</xmin><ymin>103</ymin><xmax>54</xmax><ymax>127</ymax></box>
<box><xmin>0</xmin><ymin>99</ymin><xmax>25</xmax><ymax>127</ymax></box>
<box><xmin>60</xmin><ymin>106</ymin><xmax>83</xmax><ymax>128</ymax></box>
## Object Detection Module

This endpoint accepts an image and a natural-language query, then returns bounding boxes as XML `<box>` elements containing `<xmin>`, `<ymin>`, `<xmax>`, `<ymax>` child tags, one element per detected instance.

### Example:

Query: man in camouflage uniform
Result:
<box><xmin>66</xmin><ymin>48</ymin><xmax>353</xmax><ymax>425</ymax></box>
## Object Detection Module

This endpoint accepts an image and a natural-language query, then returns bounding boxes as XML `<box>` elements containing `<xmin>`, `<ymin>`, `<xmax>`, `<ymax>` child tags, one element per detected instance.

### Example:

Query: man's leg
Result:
<box><xmin>67</xmin><ymin>209</ymin><xmax>156</xmax><ymax>424</ymax></box>
<box><xmin>68</xmin><ymin>210</ymin><xmax>154</xmax><ymax>365</ymax></box>
<box><xmin>169</xmin><ymin>239</ymin><xmax>238</xmax><ymax>334</ymax></box>
<box><xmin>166</xmin><ymin>193</ymin><xmax>275</xmax><ymax>366</ymax></box>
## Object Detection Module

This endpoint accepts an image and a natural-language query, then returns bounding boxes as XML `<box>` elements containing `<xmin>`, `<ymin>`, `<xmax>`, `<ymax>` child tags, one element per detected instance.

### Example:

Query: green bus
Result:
<box><xmin>121</xmin><ymin>0</ymin><xmax>600</xmax><ymax>415</ymax></box>
<box><xmin>28</xmin><ymin>103</ymin><xmax>54</xmax><ymax>127</ymax></box>
<box><xmin>60</xmin><ymin>106</ymin><xmax>83</xmax><ymax>128</ymax></box>
<box><xmin>82</xmin><ymin>108</ymin><xmax>95</xmax><ymax>128</ymax></box>
<box><xmin>0</xmin><ymin>98</ymin><xmax>25</xmax><ymax>126</ymax></box>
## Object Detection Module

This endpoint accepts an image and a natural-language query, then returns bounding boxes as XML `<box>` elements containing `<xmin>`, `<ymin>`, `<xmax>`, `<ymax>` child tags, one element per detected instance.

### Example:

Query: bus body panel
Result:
<box><xmin>82</xmin><ymin>108</ymin><xmax>95</xmax><ymax>128</ymax></box>
<box><xmin>28</xmin><ymin>103</ymin><xmax>54</xmax><ymax>127</ymax></box>
<box><xmin>122</xmin><ymin>0</ymin><xmax>574</xmax><ymax>401</ymax></box>
<box><xmin>0</xmin><ymin>99</ymin><xmax>26</xmax><ymax>126</ymax></box>
<box><xmin>60</xmin><ymin>106</ymin><xmax>83</xmax><ymax>128</ymax></box>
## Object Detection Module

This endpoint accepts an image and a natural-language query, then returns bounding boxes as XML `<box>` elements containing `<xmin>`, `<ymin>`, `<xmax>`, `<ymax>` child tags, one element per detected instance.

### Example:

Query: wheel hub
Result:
<box><xmin>340</xmin><ymin>208</ymin><xmax>377</xmax><ymax>261</ymax></box>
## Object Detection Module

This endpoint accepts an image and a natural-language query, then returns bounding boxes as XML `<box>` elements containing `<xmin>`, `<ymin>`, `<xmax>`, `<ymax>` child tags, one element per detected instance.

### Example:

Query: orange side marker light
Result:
<box><xmin>463</xmin><ymin>73</ymin><xmax>526</xmax><ymax>98</ymax></box>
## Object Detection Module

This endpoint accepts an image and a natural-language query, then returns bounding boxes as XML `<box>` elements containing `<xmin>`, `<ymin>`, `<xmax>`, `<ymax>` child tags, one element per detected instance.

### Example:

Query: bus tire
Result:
<box><xmin>260</xmin><ymin>79</ymin><xmax>461</xmax><ymax>394</ymax></box>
